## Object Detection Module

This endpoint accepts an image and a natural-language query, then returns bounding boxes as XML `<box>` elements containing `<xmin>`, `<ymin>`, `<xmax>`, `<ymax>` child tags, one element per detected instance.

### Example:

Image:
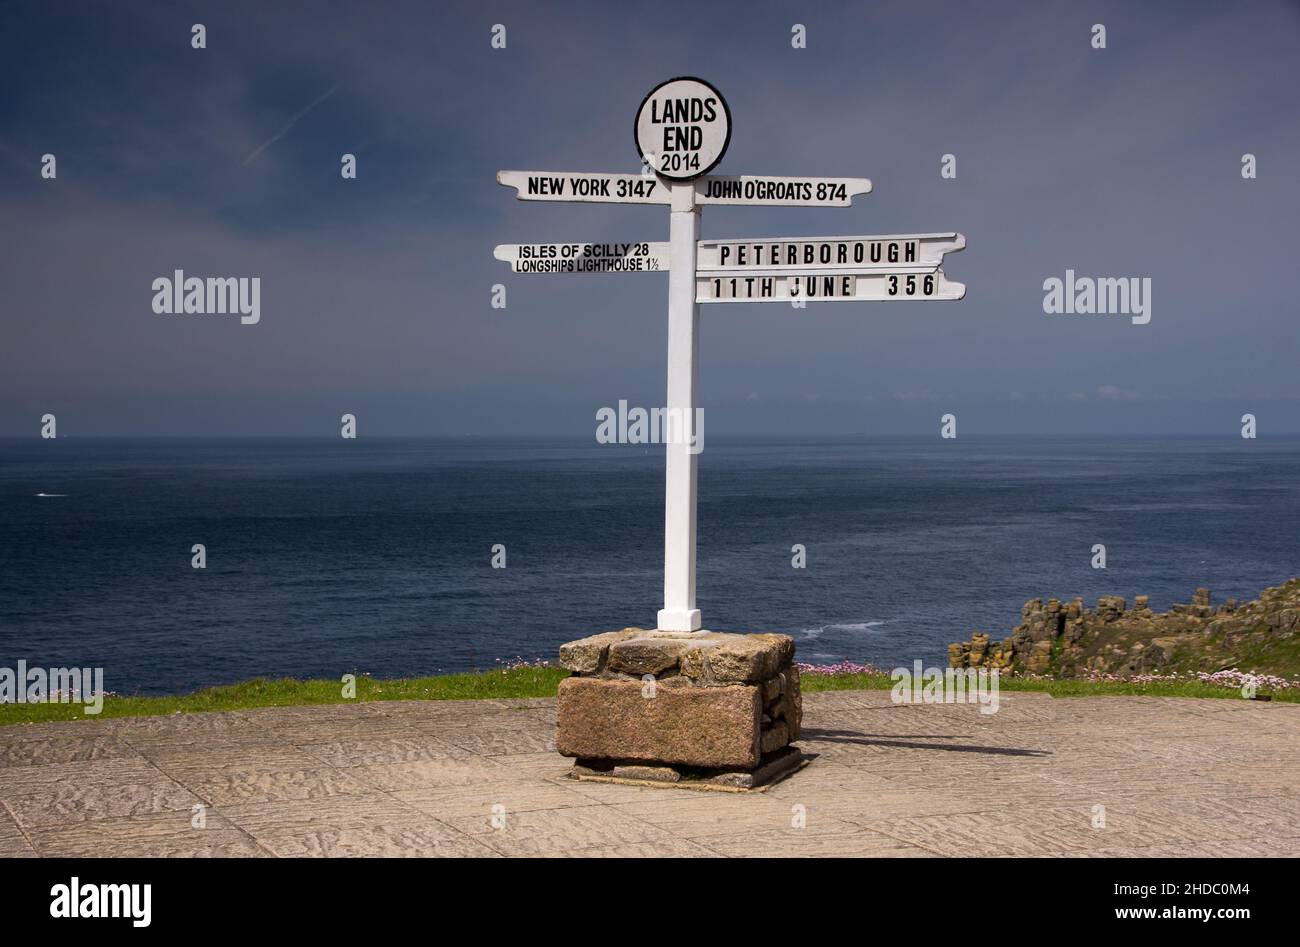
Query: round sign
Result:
<box><xmin>634</xmin><ymin>76</ymin><xmax>731</xmax><ymax>181</ymax></box>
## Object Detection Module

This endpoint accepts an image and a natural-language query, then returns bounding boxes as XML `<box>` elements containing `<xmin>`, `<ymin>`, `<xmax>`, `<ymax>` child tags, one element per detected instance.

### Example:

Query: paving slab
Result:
<box><xmin>0</xmin><ymin>690</ymin><xmax>1297</xmax><ymax>856</ymax></box>
<box><xmin>26</xmin><ymin>809</ymin><xmax>270</xmax><ymax>858</ymax></box>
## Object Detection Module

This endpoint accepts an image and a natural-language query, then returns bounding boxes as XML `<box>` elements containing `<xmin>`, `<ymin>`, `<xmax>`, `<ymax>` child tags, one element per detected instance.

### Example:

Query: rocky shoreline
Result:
<box><xmin>949</xmin><ymin>578</ymin><xmax>1300</xmax><ymax>679</ymax></box>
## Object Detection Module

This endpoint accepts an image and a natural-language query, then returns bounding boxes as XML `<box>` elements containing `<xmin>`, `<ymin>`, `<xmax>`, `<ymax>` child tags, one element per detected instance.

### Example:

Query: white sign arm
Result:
<box><xmin>496</xmin><ymin>170</ymin><xmax>671</xmax><ymax>204</ymax></box>
<box><xmin>694</xmin><ymin>175</ymin><xmax>873</xmax><ymax>207</ymax></box>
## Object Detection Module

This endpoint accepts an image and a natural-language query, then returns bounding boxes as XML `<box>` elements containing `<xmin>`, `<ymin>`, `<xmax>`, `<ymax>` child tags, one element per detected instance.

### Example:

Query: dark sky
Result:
<box><xmin>2</xmin><ymin>0</ymin><xmax>1297</xmax><ymax>435</ymax></box>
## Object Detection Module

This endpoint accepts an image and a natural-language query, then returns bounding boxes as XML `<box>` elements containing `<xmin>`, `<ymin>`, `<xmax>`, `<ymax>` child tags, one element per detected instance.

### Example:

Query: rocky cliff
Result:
<box><xmin>949</xmin><ymin>578</ymin><xmax>1300</xmax><ymax>678</ymax></box>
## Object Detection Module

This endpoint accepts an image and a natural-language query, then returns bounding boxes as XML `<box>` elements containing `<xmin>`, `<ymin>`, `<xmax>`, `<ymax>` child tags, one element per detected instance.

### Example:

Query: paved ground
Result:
<box><xmin>1</xmin><ymin>690</ymin><xmax>1298</xmax><ymax>857</ymax></box>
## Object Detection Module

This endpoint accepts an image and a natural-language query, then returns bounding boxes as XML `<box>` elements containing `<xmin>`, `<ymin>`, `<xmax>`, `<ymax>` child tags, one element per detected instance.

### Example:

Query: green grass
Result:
<box><xmin>801</xmin><ymin>670</ymin><xmax>1299</xmax><ymax>702</ymax></box>
<box><xmin>1</xmin><ymin>665</ymin><xmax>1293</xmax><ymax>727</ymax></box>
<box><xmin>0</xmin><ymin>668</ymin><xmax>570</xmax><ymax>727</ymax></box>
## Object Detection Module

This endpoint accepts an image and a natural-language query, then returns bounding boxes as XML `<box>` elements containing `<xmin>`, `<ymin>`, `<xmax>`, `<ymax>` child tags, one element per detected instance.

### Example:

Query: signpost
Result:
<box><xmin>496</xmin><ymin>77</ymin><xmax>967</xmax><ymax>632</ymax></box>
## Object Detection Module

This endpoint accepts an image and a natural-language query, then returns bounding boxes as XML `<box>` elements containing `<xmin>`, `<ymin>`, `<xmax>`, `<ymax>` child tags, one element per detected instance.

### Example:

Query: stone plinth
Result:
<box><xmin>556</xmin><ymin>628</ymin><xmax>802</xmax><ymax>788</ymax></box>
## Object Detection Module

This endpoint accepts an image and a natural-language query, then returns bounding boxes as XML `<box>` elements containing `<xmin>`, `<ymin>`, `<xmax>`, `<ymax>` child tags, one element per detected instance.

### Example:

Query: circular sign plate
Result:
<box><xmin>635</xmin><ymin>76</ymin><xmax>731</xmax><ymax>182</ymax></box>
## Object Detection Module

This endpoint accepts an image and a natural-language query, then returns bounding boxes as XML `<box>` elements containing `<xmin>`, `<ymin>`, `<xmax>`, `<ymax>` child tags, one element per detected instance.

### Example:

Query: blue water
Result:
<box><xmin>1</xmin><ymin>436</ymin><xmax>1297</xmax><ymax>695</ymax></box>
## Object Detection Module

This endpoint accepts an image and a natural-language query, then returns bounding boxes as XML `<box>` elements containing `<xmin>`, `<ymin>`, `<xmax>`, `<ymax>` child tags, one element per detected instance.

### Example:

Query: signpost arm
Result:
<box><xmin>658</xmin><ymin>181</ymin><xmax>702</xmax><ymax>632</ymax></box>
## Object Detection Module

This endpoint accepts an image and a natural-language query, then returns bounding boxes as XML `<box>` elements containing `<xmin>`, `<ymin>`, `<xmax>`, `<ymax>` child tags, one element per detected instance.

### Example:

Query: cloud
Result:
<box><xmin>1096</xmin><ymin>385</ymin><xmax>1142</xmax><ymax>401</ymax></box>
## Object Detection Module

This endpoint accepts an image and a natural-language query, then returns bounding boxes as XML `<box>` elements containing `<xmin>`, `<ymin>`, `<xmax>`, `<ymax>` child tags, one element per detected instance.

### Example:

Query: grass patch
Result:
<box><xmin>796</xmin><ymin>669</ymin><xmax>1299</xmax><ymax>702</ymax></box>
<box><xmin>1</xmin><ymin>664</ymin><xmax>1293</xmax><ymax>727</ymax></box>
<box><xmin>0</xmin><ymin>667</ymin><xmax>570</xmax><ymax>727</ymax></box>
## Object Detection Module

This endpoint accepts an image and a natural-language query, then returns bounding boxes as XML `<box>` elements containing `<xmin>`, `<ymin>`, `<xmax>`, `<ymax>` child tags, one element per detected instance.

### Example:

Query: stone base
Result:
<box><xmin>556</xmin><ymin>628</ymin><xmax>802</xmax><ymax>772</ymax></box>
<box><xmin>568</xmin><ymin>746</ymin><xmax>809</xmax><ymax>793</ymax></box>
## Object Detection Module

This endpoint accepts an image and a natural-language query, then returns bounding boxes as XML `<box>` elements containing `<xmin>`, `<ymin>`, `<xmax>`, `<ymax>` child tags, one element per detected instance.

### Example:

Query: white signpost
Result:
<box><xmin>496</xmin><ymin>77</ymin><xmax>967</xmax><ymax>632</ymax></box>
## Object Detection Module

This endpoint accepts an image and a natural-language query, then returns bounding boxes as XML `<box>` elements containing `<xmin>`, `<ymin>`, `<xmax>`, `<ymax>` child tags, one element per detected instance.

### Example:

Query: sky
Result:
<box><xmin>1</xmin><ymin>0</ymin><xmax>1297</xmax><ymax>436</ymax></box>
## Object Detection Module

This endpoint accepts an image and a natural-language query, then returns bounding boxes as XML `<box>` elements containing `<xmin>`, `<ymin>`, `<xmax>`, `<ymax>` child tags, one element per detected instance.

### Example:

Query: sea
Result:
<box><xmin>2</xmin><ymin>436</ymin><xmax>1297</xmax><ymax>696</ymax></box>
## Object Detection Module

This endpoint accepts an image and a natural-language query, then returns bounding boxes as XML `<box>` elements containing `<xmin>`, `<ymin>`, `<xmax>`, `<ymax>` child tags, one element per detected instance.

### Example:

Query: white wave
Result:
<box><xmin>799</xmin><ymin>620</ymin><xmax>886</xmax><ymax>639</ymax></box>
<box><xmin>830</xmin><ymin>621</ymin><xmax>886</xmax><ymax>632</ymax></box>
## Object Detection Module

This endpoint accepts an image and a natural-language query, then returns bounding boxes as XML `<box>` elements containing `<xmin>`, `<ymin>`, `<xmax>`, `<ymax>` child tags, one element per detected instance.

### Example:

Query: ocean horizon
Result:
<box><xmin>3</xmin><ymin>434</ymin><xmax>1297</xmax><ymax>696</ymax></box>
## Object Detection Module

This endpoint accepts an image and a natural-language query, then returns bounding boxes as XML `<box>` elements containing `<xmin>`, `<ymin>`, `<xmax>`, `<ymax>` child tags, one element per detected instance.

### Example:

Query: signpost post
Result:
<box><xmin>495</xmin><ymin>77</ymin><xmax>966</xmax><ymax>634</ymax></box>
<box><xmin>659</xmin><ymin>179</ymin><xmax>703</xmax><ymax>630</ymax></box>
<box><xmin>631</xmin><ymin>76</ymin><xmax>732</xmax><ymax>631</ymax></box>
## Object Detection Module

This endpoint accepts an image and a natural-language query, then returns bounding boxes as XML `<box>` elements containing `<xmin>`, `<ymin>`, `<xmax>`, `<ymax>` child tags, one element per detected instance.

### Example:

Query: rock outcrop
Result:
<box><xmin>949</xmin><ymin>578</ymin><xmax>1300</xmax><ymax>678</ymax></box>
